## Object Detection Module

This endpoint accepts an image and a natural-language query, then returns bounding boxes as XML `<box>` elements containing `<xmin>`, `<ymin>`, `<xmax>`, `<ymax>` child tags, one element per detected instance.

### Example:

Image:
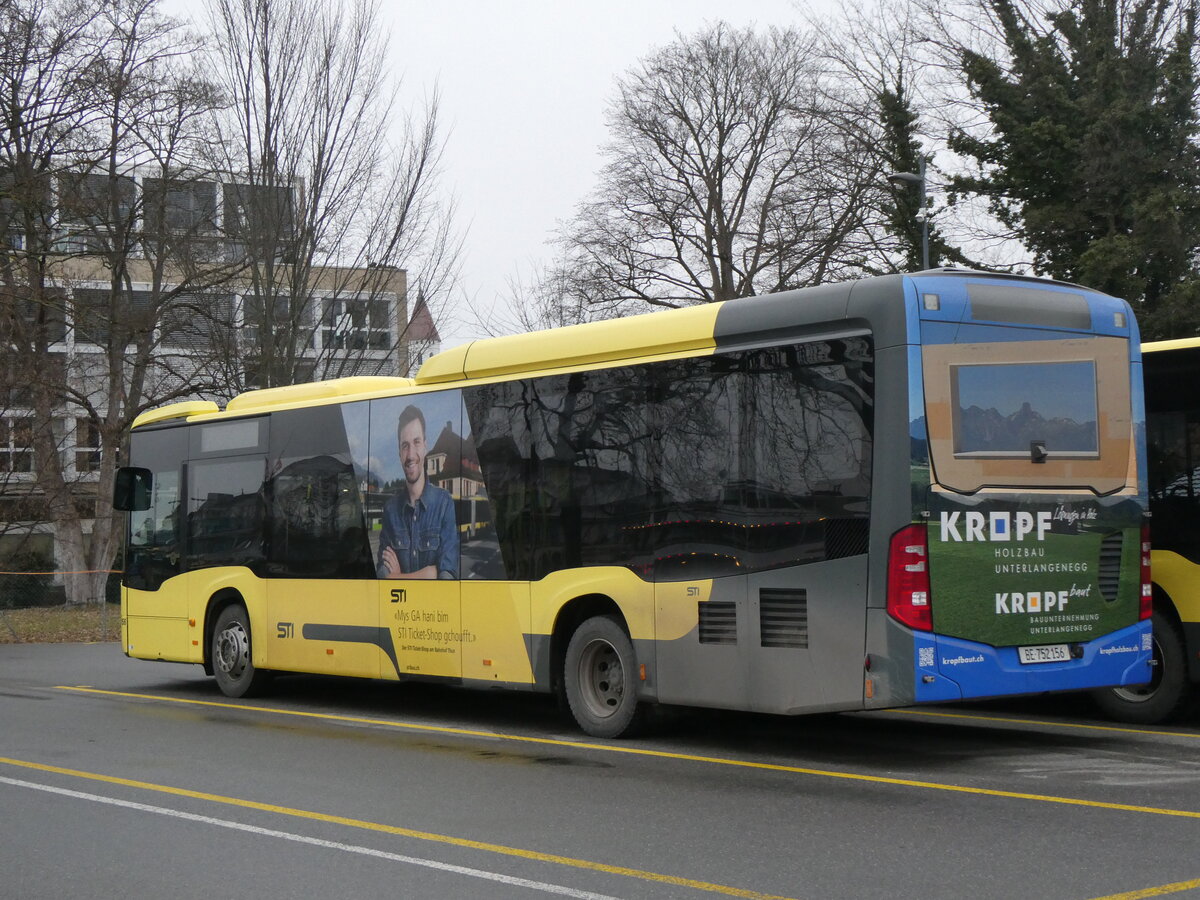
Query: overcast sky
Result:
<box><xmin>382</xmin><ymin>1</ymin><xmax>812</xmax><ymax>346</ymax></box>
<box><xmin>168</xmin><ymin>0</ymin><xmax>817</xmax><ymax>346</ymax></box>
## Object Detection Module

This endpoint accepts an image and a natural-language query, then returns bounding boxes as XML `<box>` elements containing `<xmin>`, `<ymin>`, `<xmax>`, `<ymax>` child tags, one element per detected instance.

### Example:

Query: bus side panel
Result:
<box><xmin>863</xmin><ymin>612</ymin><xmax>926</xmax><ymax>708</ymax></box>
<box><xmin>192</xmin><ymin>568</ymin><xmax>267</xmax><ymax>667</ymax></box>
<box><xmin>656</xmin><ymin>579</ymin><xmax>748</xmax><ymax>710</ymax></box>
<box><xmin>749</xmin><ymin>559</ymin><xmax>868</xmax><ymax>713</ymax></box>
<box><xmin>267</xmin><ymin>578</ymin><xmax>381</xmax><ymax>679</ymax></box>
<box><xmin>527</xmin><ymin>567</ymin><xmax>656</xmax><ymax>694</ymax></box>
<box><xmin>461</xmin><ymin>581</ymin><xmax>533</xmax><ymax>685</ymax></box>
<box><xmin>124</xmin><ymin>583</ymin><xmax>190</xmax><ymax>663</ymax></box>
<box><xmin>1150</xmin><ymin>549</ymin><xmax>1200</xmax><ymax>682</ymax></box>
<box><xmin>861</xmin><ymin>340</ymin><xmax>923</xmax><ymax>709</ymax></box>
<box><xmin>654</xmin><ymin>556</ymin><xmax>869</xmax><ymax>715</ymax></box>
<box><xmin>380</xmin><ymin>580</ymin><xmax>461</xmax><ymax>679</ymax></box>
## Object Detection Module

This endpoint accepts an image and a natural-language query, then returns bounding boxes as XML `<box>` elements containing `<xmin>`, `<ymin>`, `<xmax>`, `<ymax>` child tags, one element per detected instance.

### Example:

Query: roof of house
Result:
<box><xmin>407</xmin><ymin>294</ymin><xmax>440</xmax><ymax>343</ymax></box>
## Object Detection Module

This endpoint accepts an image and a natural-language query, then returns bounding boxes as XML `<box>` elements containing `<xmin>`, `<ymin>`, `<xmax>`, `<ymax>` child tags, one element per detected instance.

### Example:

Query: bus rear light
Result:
<box><xmin>888</xmin><ymin>524</ymin><xmax>932</xmax><ymax>631</ymax></box>
<box><xmin>1139</xmin><ymin>525</ymin><xmax>1152</xmax><ymax>620</ymax></box>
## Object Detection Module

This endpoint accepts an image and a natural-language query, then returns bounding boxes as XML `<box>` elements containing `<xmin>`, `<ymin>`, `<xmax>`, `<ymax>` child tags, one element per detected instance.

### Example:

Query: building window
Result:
<box><xmin>143</xmin><ymin>178</ymin><xmax>218</xmax><ymax>234</ymax></box>
<box><xmin>322</xmin><ymin>297</ymin><xmax>391</xmax><ymax>351</ymax></box>
<box><xmin>223</xmin><ymin>182</ymin><xmax>296</xmax><ymax>261</ymax></box>
<box><xmin>242</xmin><ymin>294</ymin><xmax>312</xmax><ymax>349</ymax></box>
<box><xmin>0</xmin><ymin>417</ymin><xmax>34</xmax><ymax>473</ymax></box>
<box><xmin>72</xmin><ymin>288</ymin><xmax>154</xmax><ymax>346</ymax></box>
<box><xmin>161</xmin><ymin>294</ymin><xmax>233</xmax><ymax>350</ymax></box>
<box><xmin>75</xmin><ymin>416</ymin><xmax>101</xmax><ymax>473</ymax></box>
<box><xmin>56</xmin><ymin>172</ymin><xmax>136</xmax><ymax>253</ymax></box>
<box><xmin>243</xmin><ymin>359</ymin><xmax>316</xmax><ymax>390</ymax></box>
<box><xmin>0</xmin><ymin>353</ymin><xmax>67</xmax><ymax>407</ymax></box>
<box><xmin>0</xmin><ymin>169</ymin><xmax>50</xmax><ymax>237</ymax></box>
<box><xmin>2</xmin><ymin>291</ymin><xmax>68</xmax><ymax>345</ymax></box>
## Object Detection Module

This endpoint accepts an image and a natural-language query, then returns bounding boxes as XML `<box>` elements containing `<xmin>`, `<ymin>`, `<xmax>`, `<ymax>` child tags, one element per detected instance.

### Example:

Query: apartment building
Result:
<box><xmin>0</xmin><ymin>168</ymin><xmax>428</xmax><ymax>576</ymax></box>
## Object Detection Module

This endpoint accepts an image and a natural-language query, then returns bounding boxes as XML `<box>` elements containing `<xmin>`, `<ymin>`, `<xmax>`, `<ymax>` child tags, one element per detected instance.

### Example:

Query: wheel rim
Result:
<box><xmin>576</xmin><ymin>638</ymin><xmax>625</xmax><ymax>720</ymax></box>
<box><xmin>1111</xmin><ymin>634</ymin><xmax>1163</xmax><ymax>703</ymax></box>
<box><xmin>215</xmin><ymin>621</ymin><xmax>251</xmax><ymax>681</ymax></box>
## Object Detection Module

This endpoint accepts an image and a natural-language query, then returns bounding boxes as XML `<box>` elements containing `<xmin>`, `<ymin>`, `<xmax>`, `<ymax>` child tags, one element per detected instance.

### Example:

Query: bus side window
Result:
<box><xmin>185</xmin><ymin>456</ymin><xmax>268</xmax><ymax>571</ymax></box>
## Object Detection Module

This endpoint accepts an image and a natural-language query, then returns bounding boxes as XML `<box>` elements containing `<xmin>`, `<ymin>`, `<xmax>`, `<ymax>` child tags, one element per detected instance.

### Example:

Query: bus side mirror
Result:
<box><xmin>114</xmin><ymin>467</ymin><xmax>153</xmax><ymax>511</ymax></box>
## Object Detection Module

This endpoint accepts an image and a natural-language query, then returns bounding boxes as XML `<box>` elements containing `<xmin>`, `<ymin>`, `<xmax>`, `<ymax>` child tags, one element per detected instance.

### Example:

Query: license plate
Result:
<box><xmin>1018</xmin><ymin>643</ymin><xmax>1071</xmax><ymax>664</ymax></box>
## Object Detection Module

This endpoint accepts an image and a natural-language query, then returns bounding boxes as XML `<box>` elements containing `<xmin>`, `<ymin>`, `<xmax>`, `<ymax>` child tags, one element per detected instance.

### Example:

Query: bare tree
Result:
<box><xmin>813</xmin><ymin>0</ymin><xmax>978</xmax><ymax>273</ymax></box>
<box><xmin>203</xmin><ymin>0</ymin><xmax>461</xmax><ymax>390</ymax></box>
<box><xmin>0</xmin><ymin>0</ymin><xmax>93</xmax><ymax>580</ymax></box>
<box><xmin>542</xmin><ymin>22</ymin><xmax>880</xmax><ymax>321</ymax></box>
<box><xmin>0</xmin><ymin>0</ymin><xmax>231</xmax><ymax>605</ymax></box>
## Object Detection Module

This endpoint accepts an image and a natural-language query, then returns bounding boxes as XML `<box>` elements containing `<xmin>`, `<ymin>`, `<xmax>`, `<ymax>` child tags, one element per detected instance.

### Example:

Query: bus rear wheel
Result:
<box><xmin>564</xmin><ymin>616</ymin><xmax>643</xmax><ymax>738</ymax></box>
<box><xmin>211</xmin><ymin>605</ymin><xmax>271</xmax><ymax>699</ymax></box>
<box><xmin>1091</xmin><ymin>611</ymin><xmax>1193</xmax><ymax>724</ymax></box>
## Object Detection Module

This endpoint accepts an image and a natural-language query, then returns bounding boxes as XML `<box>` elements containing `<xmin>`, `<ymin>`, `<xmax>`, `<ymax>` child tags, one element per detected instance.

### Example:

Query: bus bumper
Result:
<box><xmin>912</xmin><ymin>619</ymin><xmax>1154</xmax><ymax>703</ymax></box>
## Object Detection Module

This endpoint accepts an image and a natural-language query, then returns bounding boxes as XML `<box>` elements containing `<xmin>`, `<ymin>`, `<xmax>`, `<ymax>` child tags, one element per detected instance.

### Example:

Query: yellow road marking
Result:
<box><xmin>56</xmin><ymin>686</ymin><xmax>1200</xmax><ymax>820</ymax></box>
<box><xmin>891</xmin><ymin>707</ymin><xmax>1200</xmax><ymax>739</ymax></box>
<box><xmin>0</xmin><ymin>754</ymin><xmax>794</xmax><ymax>900</ymax></box>
<box><xmin>1090</xmin><ymin>877</ymin><xmax>1200</xmax><ymax>898</ymax></box>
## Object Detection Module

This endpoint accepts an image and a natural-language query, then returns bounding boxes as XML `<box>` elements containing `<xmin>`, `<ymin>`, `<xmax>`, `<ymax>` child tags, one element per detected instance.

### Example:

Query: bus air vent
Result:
<box><xmin>825</xmin><ymin>518</ymin><xmax>870</xmax><ymax>560</ymax></box>
<box><xmin>698</xmin><ymin>601</ymin><xmax>737</xmax><ymax>645</ymax></box>
<box><xmin>760</xmin><ymin>589</ymin><xmax>808</xmax><ymax>649</ymax></box>
<box><xmin>1098</xmin><ymin>532</ymin><xmax>1124</xmax><ymax>602</ymax></box>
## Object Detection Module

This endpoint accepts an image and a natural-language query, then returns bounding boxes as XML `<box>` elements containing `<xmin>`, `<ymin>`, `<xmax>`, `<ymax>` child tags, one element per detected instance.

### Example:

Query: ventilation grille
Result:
<box><xmin>824</xmin><ymin>517</ymin><xmax>870</xmax><ymax>560</ymax></box>
<box><xmin>760</xmin><ymin>589</ymin><xmax>808</xmax><ymax>648</ymax></box>
<box><xmin>698</xmin><ymin>601</ymin><xmax>737</xmax><ymax>645</ymax></box>
<box><xmin>1098</xmin><ymin>532</ymin><xmax>1124</xmax><ymax>601</ymax></box>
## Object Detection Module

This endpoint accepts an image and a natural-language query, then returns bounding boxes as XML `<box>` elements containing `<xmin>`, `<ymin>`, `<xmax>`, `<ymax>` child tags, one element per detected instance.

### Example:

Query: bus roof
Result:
<box><xmin>130</xmin><ymin>269</ymin><xmax>1126</xmax><ymax>430</ymax></box>
<box><xmin>1143</xmin><ymin>337</ymin><xmax>1200</xmax><ymax>354</ymax></box>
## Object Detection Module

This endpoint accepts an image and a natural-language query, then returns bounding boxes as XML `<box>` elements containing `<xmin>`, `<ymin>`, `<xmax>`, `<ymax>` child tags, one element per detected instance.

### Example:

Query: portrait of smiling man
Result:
<box><xmin>376</xmin><ymin>404</ymin><xmax>459</xmax><ymax>579</ymax></box>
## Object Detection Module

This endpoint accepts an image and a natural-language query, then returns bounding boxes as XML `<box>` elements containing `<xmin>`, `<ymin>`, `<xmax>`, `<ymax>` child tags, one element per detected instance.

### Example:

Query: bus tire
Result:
<box><xmin>563</xmin><ymin>616</ymin><xmax>643</xmax><ymax>738</ymax></box>
<box><xmin>1091</xmin><ymin>611</ymin><xmax>1193</xmax><ymax>724</ymax></box>
<box><xmin>211</xmin><ymin>605</ymin><xmax>270</xmax><ymax>699</ymax></box>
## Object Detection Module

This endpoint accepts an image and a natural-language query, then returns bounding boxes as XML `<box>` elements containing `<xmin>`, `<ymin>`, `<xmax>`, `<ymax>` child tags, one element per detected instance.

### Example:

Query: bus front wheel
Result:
<box><xmin>211</xmin><ymin>605</ymin><xmax>271</xmax><ymax>699</ymax></box>
<box><xmin>563</xmin><ymin>616</ymin><xmax>643</xmax><ymax>738</ymax></box>
<box><xmin>1091</xmin><ymin>611</ymin><xmax>1193</xmax><ymax>724</ymax></box>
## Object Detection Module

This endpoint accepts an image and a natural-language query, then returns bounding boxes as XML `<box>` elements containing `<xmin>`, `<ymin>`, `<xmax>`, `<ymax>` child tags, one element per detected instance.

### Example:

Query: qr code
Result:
<box><xmin>918</xmin><ymin>646</ymin><xmax>935</xmax><ymax>668</ymax></box>
<box><xmin>1142</xmin><ymin>633</ymin><xmax>1153</xmax><ymax>652</ymax></box>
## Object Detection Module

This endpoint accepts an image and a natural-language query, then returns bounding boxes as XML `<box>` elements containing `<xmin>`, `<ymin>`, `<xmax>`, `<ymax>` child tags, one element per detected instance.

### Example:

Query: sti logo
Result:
<box><xmin>939</xmin><ymin>511</ymin><xmax>1052</xmax><ymax>543</ymax></box>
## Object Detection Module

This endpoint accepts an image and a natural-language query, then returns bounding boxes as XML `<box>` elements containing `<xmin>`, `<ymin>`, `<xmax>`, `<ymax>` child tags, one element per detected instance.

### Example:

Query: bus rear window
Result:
<box><xmin>921</xmin><ymin>335</ymin><xmax>1133</xmax><ymax>494</ymax></box>
<box><xmin>953</xmin><ymin>361</ymin><xmax>1098</xmax><ymax>457</ymax></box>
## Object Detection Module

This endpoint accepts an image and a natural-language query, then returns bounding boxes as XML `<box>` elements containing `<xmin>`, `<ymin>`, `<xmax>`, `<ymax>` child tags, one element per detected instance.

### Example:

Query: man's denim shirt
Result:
<box><xmin>376</xmin><ymin>484</ymin><xmax>459</xmax><ymax>579</ymax></box>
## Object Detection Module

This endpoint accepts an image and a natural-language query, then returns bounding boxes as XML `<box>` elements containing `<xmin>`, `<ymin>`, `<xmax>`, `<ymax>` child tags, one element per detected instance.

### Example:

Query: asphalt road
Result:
<box><xmin>2</xmin><ymin>643</ymin><xmax>1199</xmax><ymax>900</ymax></box>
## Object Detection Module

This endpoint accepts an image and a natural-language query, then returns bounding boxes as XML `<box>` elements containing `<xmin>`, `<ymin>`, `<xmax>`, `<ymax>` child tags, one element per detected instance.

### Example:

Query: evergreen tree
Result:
<box><xmin>949</xmin><ymin>0</ymin><xmax>1200</xmax><ymax>338</ymax></box>
<box><xmin>878</xmin><ymin>67</ymin><xmax>974</xmax><ymax>270</ymax></box>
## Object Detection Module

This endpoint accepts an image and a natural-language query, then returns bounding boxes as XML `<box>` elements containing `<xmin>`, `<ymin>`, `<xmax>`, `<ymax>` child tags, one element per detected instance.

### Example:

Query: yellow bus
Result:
<box><xmin>115</xmin><ymin>270</ymin><xmax>1153</xmax><ymax>737</ymax></box>
<box><xmin>1092</xmin><ymin>337</ymin><xmax>1200</xmax><ymax>723</ymax></box>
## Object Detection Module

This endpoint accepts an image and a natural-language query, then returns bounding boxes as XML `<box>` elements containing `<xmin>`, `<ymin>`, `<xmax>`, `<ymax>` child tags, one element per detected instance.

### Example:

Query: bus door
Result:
<box><xmin>123</xmin><ymin>426</ymin><xmax>187</xmax><ymax>661</ymax></box>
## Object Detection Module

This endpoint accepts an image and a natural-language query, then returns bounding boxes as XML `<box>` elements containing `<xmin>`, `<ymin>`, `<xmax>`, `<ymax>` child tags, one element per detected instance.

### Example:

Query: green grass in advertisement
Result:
<box><xmin>929</xmin><ymin>525</ymin><xmax>1139</xmax><ymax>646</ymax></box>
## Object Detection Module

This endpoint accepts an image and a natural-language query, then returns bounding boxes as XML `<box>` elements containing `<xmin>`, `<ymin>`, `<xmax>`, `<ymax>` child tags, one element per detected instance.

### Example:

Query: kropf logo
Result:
<box><xmin>940</xmin><ymin>510</ymin><xmax>1052</xmax><ymax>543</ymax></box>
<box><xmin>995</xmin><ymin>590</ymin><xmax>1069</xmax><ymax>614</ymax></box>
<box><xmin>995</xmin><ymin>582</ymin><xmax>1091</xmax><ymax>615</ymax></box>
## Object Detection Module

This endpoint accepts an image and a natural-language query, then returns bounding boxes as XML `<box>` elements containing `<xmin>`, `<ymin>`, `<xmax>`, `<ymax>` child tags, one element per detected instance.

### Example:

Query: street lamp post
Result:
<box><xmin>887</xmin><ymin>155</ymin><xmax>929</xmax><ymax>271</ymax></box>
